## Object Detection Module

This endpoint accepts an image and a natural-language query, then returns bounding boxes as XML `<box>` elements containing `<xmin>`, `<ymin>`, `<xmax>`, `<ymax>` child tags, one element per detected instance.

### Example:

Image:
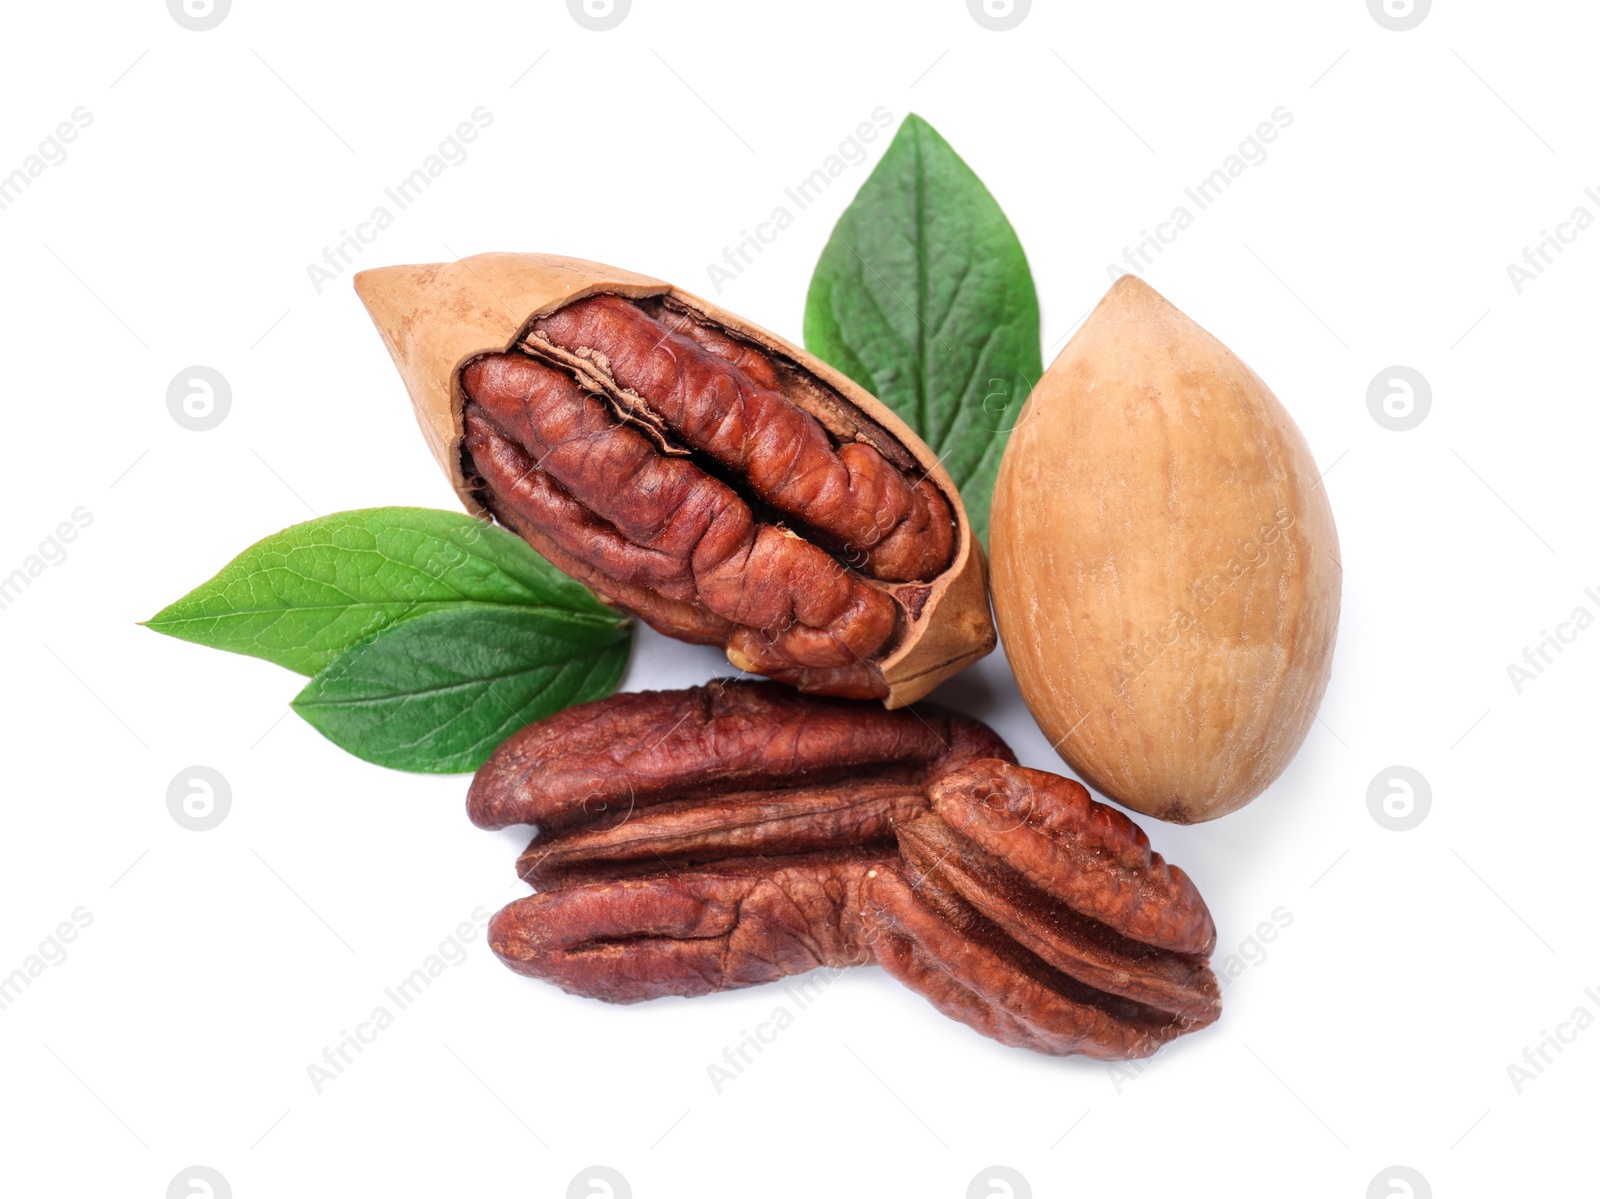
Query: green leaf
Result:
<box><xmin>804</xmin><ymin>113</ymin><xmax>1041</xmax><ymax>545</ymax></box>
<box><xmin>290</xmin><ymin>605</ymin><xmax>630</xmax><ymax>774</ymax></box>
<box><xmin>145</xmin><ymin>507</ymin><xmax>620</xmax><ymax>676</ymax></box>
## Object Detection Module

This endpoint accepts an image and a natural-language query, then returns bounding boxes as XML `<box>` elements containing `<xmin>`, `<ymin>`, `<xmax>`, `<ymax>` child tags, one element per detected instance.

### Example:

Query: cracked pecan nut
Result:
<box><xmin>470</xmin><ymin>680</ymin><xmax>1015</xmax><ymax>1001</ymax></box>
<box><xmin>354</xmin><ymin>253</ymin><xmax>996</xmax><ymax>704</ymax></box>
<box><xmin>863</xmin><ymin>759</ymin><xmax>1221</xmax><ymax>1059</ymax></box>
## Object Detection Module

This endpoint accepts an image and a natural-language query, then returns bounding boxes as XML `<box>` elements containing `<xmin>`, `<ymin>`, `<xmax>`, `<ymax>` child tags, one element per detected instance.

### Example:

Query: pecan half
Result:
<box><xmin>863</xmin><ymin>760</ymin><xmax>1221</xmax><ymax>1059</ymax></box>
<box><xmin>354</xmin><ymin>254</ymin><xmax>996</xmax><ymax>705</ymax></box>
<box><xmin>487</xmin><ymin>849</ymin><xmax>893</xmax><ymax>1003</ymax></box>
<box><xmin>473</xmin><ymin>680</ymin><xmax>1015</xmax><ymax>1001</ymax></box>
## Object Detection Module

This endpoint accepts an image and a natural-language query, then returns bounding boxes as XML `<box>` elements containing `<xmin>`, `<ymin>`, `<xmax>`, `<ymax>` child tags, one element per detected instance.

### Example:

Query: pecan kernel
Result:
<box><xmin>864</xmin><ymin>760</ymin><xmax>1221</xmax><ymax>1059</ymax></box>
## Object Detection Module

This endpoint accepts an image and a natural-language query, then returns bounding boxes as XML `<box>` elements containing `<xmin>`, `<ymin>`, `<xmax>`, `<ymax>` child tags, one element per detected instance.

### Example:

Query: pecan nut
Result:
<box><xmin>863</xmin><ymin>760</ymin><xmax>1221</xmax><ymax>1059</ymax></box>
<box><xmin>471</xmin><ymin>681</ymin><xmax>1015</xmax><ymax>1001</ymax></box>
<box><xmin>354</xmin><ymin>254</ymin><xmax>996</xmax><ymax>704</ymax></box>
<box><xmin>486</xmin><ymin>850</ymin><xmax>894</xmax><ymax>1004</ymax></box>
<box><xmin>467</xmin><ymin>683</ymin><xmax>1221</xmax><ymax>1059</ymax></box>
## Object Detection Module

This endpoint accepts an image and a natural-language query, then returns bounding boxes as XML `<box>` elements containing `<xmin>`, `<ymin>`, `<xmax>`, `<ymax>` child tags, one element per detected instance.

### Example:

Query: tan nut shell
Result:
<box><xmin>353</xmin><ymin>252</ymin><xmax>995</xmax><ymax>708</ymax></box>
<box><xmin>991</xmin><ymin>276</ymin><xmax>1341</xmax><ymax>822</ymax></box>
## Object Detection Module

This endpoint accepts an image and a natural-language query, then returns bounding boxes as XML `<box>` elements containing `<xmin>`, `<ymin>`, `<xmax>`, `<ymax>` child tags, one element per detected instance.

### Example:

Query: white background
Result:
<box><xmin>1</xmin><ymin>1</ymin><xmax>1594</xmax><ymax>1196</ymax></box>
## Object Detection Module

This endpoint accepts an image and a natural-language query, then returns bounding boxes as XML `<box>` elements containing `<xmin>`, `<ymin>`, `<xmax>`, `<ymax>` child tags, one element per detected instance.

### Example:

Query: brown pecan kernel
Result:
<box><xmin>489</xmin><ymin>850</ymin><xmax>891</xmax><ymax>1003</ymax></box>
<box><xmin>863</xmin><ymin>760</ymin><xmax>1221</xmax><ymax>1059</ymax></box>
<box><xmin>864</xmin><ymin>867</ymin><xmax>1188</xmax><ymax>1060</ymax></box>
<box><xmin>894</xmin><ymin>814</ymin><xmax>1219</xmax><ymax>1022</ymax></box>
<box><xmin>929</xmin><ymin>761</ymin><xmax>1218</xmax><ymax>957</ymax></box>
<box><xmin>459</xmin><ymin>293</ymin><xmax>959</xmax><ymax>700</ymax></box>
<box><xmin>514</xmin><ymin>779</ymin><xmax>930</xmax><ymax>891</ymax></box>
<box><xmin>467</xmin><ymin>679</ymin><xmax>1014</xmax><ymax>838</ymax></box>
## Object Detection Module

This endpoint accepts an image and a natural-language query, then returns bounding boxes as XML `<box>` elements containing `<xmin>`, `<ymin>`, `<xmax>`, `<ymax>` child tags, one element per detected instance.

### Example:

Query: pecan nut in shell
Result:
<box><xmin>354</xmin><ymin>254</ymin><xmax>995</xmax><ymax>704</ymax></box>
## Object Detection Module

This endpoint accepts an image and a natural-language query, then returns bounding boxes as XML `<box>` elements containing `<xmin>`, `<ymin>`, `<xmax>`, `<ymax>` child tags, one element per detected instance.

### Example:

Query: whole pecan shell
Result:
<box><xmin>353</xmin><ymin>253</ymin><xmax>995</xmax><ymax>704</ymax></box>
<box><xmin>862</xmin><ymin>760</ymin><xmax>1221</xmax><ymax>1059</ymax></box>
<box><xmin>472</xmin><ymin>681</ymin><xmax>1016</xmax><ymax>1002</ymax></box>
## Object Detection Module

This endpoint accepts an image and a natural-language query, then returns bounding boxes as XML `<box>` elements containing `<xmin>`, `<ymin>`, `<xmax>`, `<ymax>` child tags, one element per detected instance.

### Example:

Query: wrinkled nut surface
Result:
<box><xmin>354</xmin><ymin>254</ymin><xmax>995</xmax><ymax>704</ymax></box>
<box><xmin>470</xmin><ymin>683</ymin><xmax>1220</xmax><ymax>1060</ymax></box>
<box><xmin>488</xmin><ymin>850</ymin><xmax>895</xmax><ymax>1005</ymax></box>
<box><xmin>473</xmin><ymin>680</ymin><xmax>1015</xmax><ymax>1001</ymax></box>
<box><xmin>864</xmin><ymin>760</ymin><xmax>1221</xmax><ymax>1059</ymax></box>
<box><xmin>991</xmin><ymin>275</ymin><xmax>1341</xmax><ymax>822</ymax></box>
